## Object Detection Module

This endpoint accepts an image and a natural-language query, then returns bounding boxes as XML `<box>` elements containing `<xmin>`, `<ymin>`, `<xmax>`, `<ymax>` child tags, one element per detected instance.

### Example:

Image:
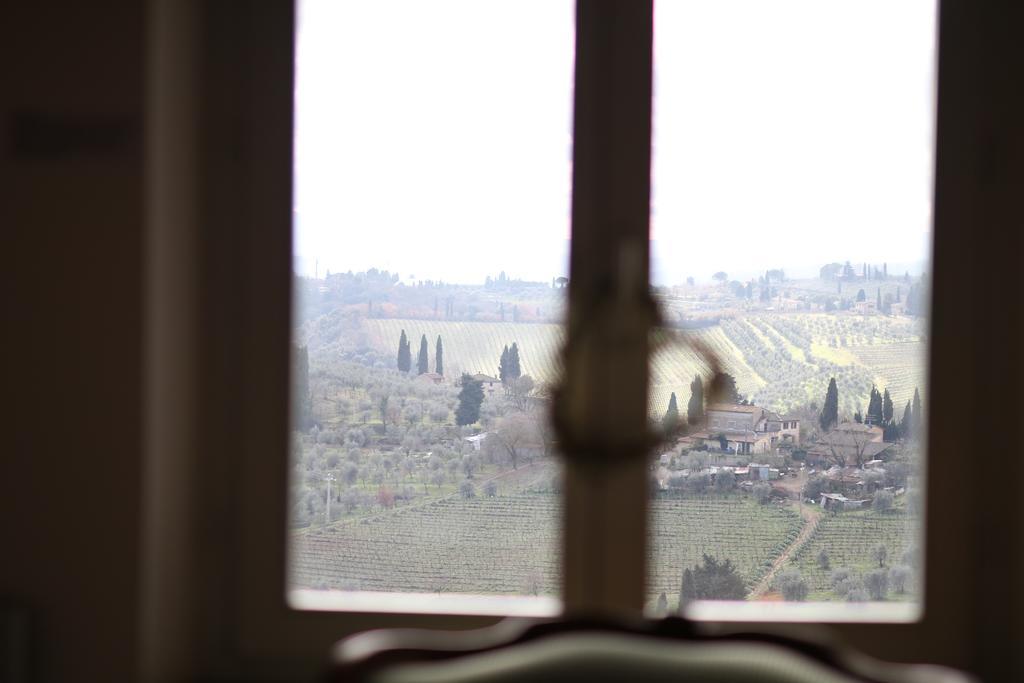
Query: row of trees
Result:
<box><xmin>396</xmin><ymin>330</ymin><xmax>444</xmax><ymax>375</ymax></box>
<box><xmin>662</xmin><ymin>373</ymin><xmax>742</xmax><ymax>431</ymax></box>
<box><xmin>819</xmin><ymin>376</ymin><xmax>923</xmax><ymax>441</ymax></box>
<box><xmin>498</xmin><ymin>343</ymin><xmax>522</xmax><ymax>384</ymax></box>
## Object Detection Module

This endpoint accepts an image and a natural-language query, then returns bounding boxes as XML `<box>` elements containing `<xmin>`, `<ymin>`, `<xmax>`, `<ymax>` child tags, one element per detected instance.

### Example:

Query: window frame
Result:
<box><xmin>142</xmin><ymin>0</ymin><xmax>1024</xmax><ymax>679</ymax></box>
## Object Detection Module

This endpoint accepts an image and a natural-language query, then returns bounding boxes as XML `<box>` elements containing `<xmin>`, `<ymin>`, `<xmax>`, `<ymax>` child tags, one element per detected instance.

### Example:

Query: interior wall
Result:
<box><xmin>1</xmin><ymin>3</ymin><xmax>145</xmax><ymax>681</ymax></box>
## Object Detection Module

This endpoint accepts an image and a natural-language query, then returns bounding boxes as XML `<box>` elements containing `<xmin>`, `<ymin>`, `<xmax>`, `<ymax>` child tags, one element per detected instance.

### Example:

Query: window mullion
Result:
<box><xmin>562</xmin><ymin>0</ymin><xmax>654</xmax><ymax>615</ymax></box>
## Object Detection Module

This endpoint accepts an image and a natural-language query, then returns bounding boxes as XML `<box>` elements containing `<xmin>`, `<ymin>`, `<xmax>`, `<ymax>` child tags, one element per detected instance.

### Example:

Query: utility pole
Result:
<box><xmin>324</xmin><ymin>472</ymin><xmax>336</xmax><ymax>524</ymax></box>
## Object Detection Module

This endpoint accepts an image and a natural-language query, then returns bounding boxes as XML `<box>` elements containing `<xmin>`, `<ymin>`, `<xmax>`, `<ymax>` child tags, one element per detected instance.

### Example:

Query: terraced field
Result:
<box><xmin>849</xmin><ymin>342</ymin><xmax>927</xmax><ymax>408</ymax></box>
<box><xmin>787</xmin><ymin>509</ymin><xmax>920</xmax><ymax>600</ymax></box>
<box><xmin>291</xmin><ymin>493</ymin><xmax>802</xmax><ymax>602</ymax></box>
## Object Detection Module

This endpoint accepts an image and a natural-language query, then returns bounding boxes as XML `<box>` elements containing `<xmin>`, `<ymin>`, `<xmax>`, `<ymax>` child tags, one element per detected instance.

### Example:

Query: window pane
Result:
<box><xmin>288</xmin><ymin>0</ymin><xmax>574</xmax><ymax>609</ymax></box>
<box><xmin>649</xmin><ymin>0</ymin><xmax>934</xmax><ymax>615</ymax></box>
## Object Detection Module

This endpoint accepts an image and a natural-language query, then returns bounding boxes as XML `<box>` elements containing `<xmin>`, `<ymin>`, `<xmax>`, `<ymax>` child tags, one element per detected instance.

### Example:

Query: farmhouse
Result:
<box><xmin>688</xmin><ymin>403</ymin><xmax>800</xmax><ymax>454</ymax></box>
<box><xmin>415</xmin><ymin>372</ymin><xmax>444</xmax><ymax>385</ymax></box>
<box><xmin>469</xmin><ymin>373</ymin><xmax>501</xmax><ymax>395</ymax></box>
<box><xmin>807</xmin><ymin>423</ymin><xmax>892</xmax><ymax>467</ymax></box>
<box><xmin>853</xmin><ymin>300</ymin><xmax>878</xmax><ymax>314</ymax></box>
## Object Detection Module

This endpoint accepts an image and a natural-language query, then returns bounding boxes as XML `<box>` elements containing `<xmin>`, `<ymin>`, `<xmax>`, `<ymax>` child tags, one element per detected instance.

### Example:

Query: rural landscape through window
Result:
<box><xmin>288</xmin><ymin>0</ymin><xmax>935</xmax><ymax>617</ymax></box>
<box><xmin>648</xmin><ymin>0</ymin><xmax>934</xmax><ymax>614</ymax></box>
<box><xmin>288</xmin><ymin>0</ymin><xmax>574</xmax><ymax>607</ymax></box>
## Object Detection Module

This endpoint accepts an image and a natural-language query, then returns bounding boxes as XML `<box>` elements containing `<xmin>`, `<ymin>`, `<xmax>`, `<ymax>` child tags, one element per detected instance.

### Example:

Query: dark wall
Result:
<box><xmin>1</xmin><ymin>3</ymin><xmax>145</xmax><ymax>681</ymax></box>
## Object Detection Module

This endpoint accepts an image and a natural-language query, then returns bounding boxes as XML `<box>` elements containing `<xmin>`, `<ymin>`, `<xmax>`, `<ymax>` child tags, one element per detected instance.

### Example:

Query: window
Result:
<box><xmin>195</xmin><ymin>0</ymin><xmax>1024</xmax><ymax>676</ymax></box>
<box><xmin>287</xmin><ymin>0</ymin><xmax>935</xmax><ymax>621</ymax></box>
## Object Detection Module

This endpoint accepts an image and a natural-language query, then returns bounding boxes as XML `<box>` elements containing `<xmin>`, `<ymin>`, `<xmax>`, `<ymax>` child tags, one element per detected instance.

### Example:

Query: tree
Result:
<box><xmin>458</xmin><ymin>479</ymin><xmax>476</xmax><ymax>499</ymax></box>
<box><xmin>865</xmin><ymin>569</ymin><xmax>889</xmax><ymax>600</ymax></box>
<box><xmin>655</xmin><ymin>592</ymin><xmax>668</xmax><ymax>616</ymax></box>
<box><xmin>900</xmin><ymin>400</ymin><xmax>913</xmax><ymax>440</ymax></box>
<box><xmin>679</xmin><ymin>554</ymin><xmax>746</xmax><ymax>607</ymax></box>
<box><xmin>911</xmin><ymin>388</ymin><xmax>923</xmax><ymax>438</ymax></box>
<box><xmin>873</xmin><ymin>490</ymin><xmax>894</xmax><ymax>512</ymax></box>
<box><xmin>889</xmin><ymin>565</ymin><xmax>912</xmax><ymax>594</ymax></box>
<box><xmin>709</xmin><ymin>372</ymin><xmax>740</xmax><ymax>404</ymax></box>
<box><xmin>753</xmin><ymin>483</ymin><xmax>772</xmax><ymax>505</ymax></box>
<box><xmin>820</xmin><ymin>377</ymin><xmax>839</xmax><ymax>431</ymax></box>
<box><xmin>435</xmin><ymin>335</ymin><xmax>444</xmax><ymax>375</ymax></box>
<box><xmin>817</xmin><ymin>548</ymin><xmax>831</xmax><ymax>570</ymax></box>
<box><xmin>715</xmin><ymin>468</ymin><xmax>736</xmax><ymax>494</ymax></box>
<box><xmin>712</xmin><ymin>271</ymin><xmax>728</xmax><ymax>283</ymax></box>
<box><xmin>687</xmin><ymin>375</ymin><xmax>704</xmax><ymax>424</ymax></box>
<box><xmin>491</xmin><ymin>413</ymin><xmax>539</xmax><ymax>470</ymax></box>
<box><xmin>662</xmin><ymin>392</ymin><xmax>680</xmax><ymax>432</ymax></box>
<box><xmin>871</xmin><ymin>543</ymin><xmax>889</xmax><ymax>568</ymax></box>
<box><xmin>876</xmin><ymin>287</ymin><xmax>882</xmax><ymax>311</ymax></box>
<box><xmin>293</xmin><ymin>344</ymin><xmax>312</xmax><ymax>430</ymax></box>
<box><xmin>498</xmin><ymin>345</ymin><xmax>510</xmax><ymax>384</ymax></box>
<box><xmin>508</xmin><ymin>342</ymin><xmax>522</xmax><ymax>381</ymax></box>
<box><xmin>865</xmin><ymin>385</ymin><xmax>883</xmax><ymax>425</ymax></box>
<box><xmin>777</xmin><ymin>569</ymin><xmax>809</xmax><ymax>602</ymax></box>
<box><xmin>455</xmin><ymin>374</ymin><xmax>485</xmax><ymax>426</ymax></box>
<box><xmin>509</xmin><ymin>375</ymin><xmax>535</xmax><ymax>411</ymax></box>
<box><xmin>856</xmin><ymin>288</ymin><xmax>866</xmax><ymax>302</ymax></box>
<box><xmin>882</xmin><ymin>388</ymin><xmax>894</xmax><ymax>426</ymax></box>
<box><xmin>417</xmin><ymin>334</ymin><xmax>429</xmax><ymax>375</ymax></box>
<box><xmin>397</xmin><ymin>330</ymin><xmax>412</xmax><ymax>372</ymax></box>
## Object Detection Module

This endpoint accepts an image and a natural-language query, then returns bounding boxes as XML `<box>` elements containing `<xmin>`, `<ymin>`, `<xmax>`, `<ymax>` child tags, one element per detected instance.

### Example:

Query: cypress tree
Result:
<box><xmin>882</xmin><ymin>388</ymin><xmax>894</xmax><ymax>426</ymax></box>
<box><xmin>867</xmin><ymin>385</ymin><xmax>883</xmax><ymax>425</ymax></box>
<box><xmin>417</xmin><ymin>334</ymin><xmax>429</xmax><ymax>375</ymax></box>
<box><xmin>435</xmin><ymin>335</ymin><xmax>444</xmax><ymax>375</ymax></box>
<box><xmin>455</xmin><ymin>374</ymin><xmax>485</xmax><ymax>426</ymax></box>
<box><xmin>509</xmin><ymin>342</ymin><xmax>522</xmax><ymax>380</ymax></box>
<box><xmin>820</xmin><ymin>377</ymin><xmax>839</xmax><ymax>431</ymax></box>
<box><xmin>876</xmin><ymin>288</ymin><xmax>882</xmax><ymax>311</ymax></box>
<box><xmin>293</xmin><ymin>344</ymin><xmax>312</xmax><ymax>430</ymax></box>
<box><xmin>662</xmin><ymin>392</ymin><xmax>680</xmax><ymax>432</ymax></box>
<box><xmin>687</xmin><ymin>375</ymin><xmax>704</xmax><ymax>425</ymax></box>
<box><xmin>911</xmin><ymin>388</ymin><xmax>923</xmax><ymax>438</ymax></box>
<box><xmin>711</xmin><ymin>372</ymin><xmax>741</xmax><ymax>404</ymax></box>
<box><xmin>901</xmin><ymin>400</ymin><xmax>913</xmax><ymax>439</ymax></box>
<box><xmin>498</xmin><ymin>345</ymin><xmax>510</xmax><ymax>383</ymax></box>
<box><xmin>397</xmin><ymin>330</ymin><xmax>412</xmax><ymax>372</ymax></box>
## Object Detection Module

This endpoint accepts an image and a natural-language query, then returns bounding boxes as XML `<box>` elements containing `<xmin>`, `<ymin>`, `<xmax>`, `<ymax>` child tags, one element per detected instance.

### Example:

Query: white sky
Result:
<box><xmin>293</xmin><ymin>0</ymin><xmax>937</xmax><ymax>285</ymax></box>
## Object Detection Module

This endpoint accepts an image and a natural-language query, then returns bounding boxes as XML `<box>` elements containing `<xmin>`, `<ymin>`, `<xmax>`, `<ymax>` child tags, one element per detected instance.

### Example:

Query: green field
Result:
<box><xmin>291</xmin><ymin>493</ymin><xmax>802</xmax><ymax>602</ymax></box>
<box><xmin>363</xmin><ymin>314</ymin><xmax>926</xmax><ymax>417</ymax></box>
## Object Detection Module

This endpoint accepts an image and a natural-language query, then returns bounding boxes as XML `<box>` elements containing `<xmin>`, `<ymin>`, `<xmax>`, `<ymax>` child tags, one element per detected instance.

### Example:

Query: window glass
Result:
<box><xmin>649</xmin><ymin>0</ymin><xmax>934</xmax><ymax>614</ymax></box>
<box><xmin>288</xmin><ymin>0</ymin><xmax>575</xmax><ymax>608</ymax></box>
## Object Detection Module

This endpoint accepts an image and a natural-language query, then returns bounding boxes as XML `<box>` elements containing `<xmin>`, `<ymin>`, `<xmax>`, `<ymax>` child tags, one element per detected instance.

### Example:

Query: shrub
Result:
<box><xmin>817</xmin><ymin>548</ymin><xmax>830</xmax><ymax>570</ymax></box>
<box><xmin>458</xmin><ymin>479</ymin><xmax>476</xmax><ymax>499</ymax></box>
<box><xmin>871</xmin><ymin>543</ymin><xmax>889</xmax><ymax>568</ymax></box>
<box><xmin>753</xmin><ymin>483</ymin><xmax>772</xmax><ymax>505</ymax></box>
<box><xmin>483</xmin><ymin>480</ymin><xmax>498</xmax><ymax>497</ymax></box>
<box><xmin>889</xmin><ymin>565</ymin><xmax>912</xmax><ymax>594</ymax></box>
<box><xmin>776</xmin><ymin>569</ymin><xmax>809</xmax><ymax>602</ymax></box>
<box><xmin>865</xmin><ymin>569</ymin><xmax>889</xmax><ymax>600</ymax></box>
<box><xmin>872</xmin><ymin>490</ymin><xmax>894</xmax><ymax>513</ymax></box>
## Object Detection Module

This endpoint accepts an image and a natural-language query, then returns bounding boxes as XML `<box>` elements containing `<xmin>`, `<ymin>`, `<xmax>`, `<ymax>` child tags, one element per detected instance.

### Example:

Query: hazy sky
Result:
<box><xmin>293</xmin><ymin>0</ymin><xmax>937</xmax><ymax>285</ymax></box>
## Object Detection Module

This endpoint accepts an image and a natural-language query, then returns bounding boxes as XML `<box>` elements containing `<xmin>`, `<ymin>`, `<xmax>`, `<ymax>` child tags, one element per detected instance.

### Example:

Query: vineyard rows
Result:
<box><xmin>787</xmin><ymin>510</ymin><xmax>920</xmax><ymax>599</ymax></box>
<box><xmin>649</xmin><ymin>497</ymin><xmax>802</xmax><ymax>600</ymax></box>
<box><xmin>292</xmin><ymin>494</ymin><xmax>802</xmax><ymax>601</ymax></box>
